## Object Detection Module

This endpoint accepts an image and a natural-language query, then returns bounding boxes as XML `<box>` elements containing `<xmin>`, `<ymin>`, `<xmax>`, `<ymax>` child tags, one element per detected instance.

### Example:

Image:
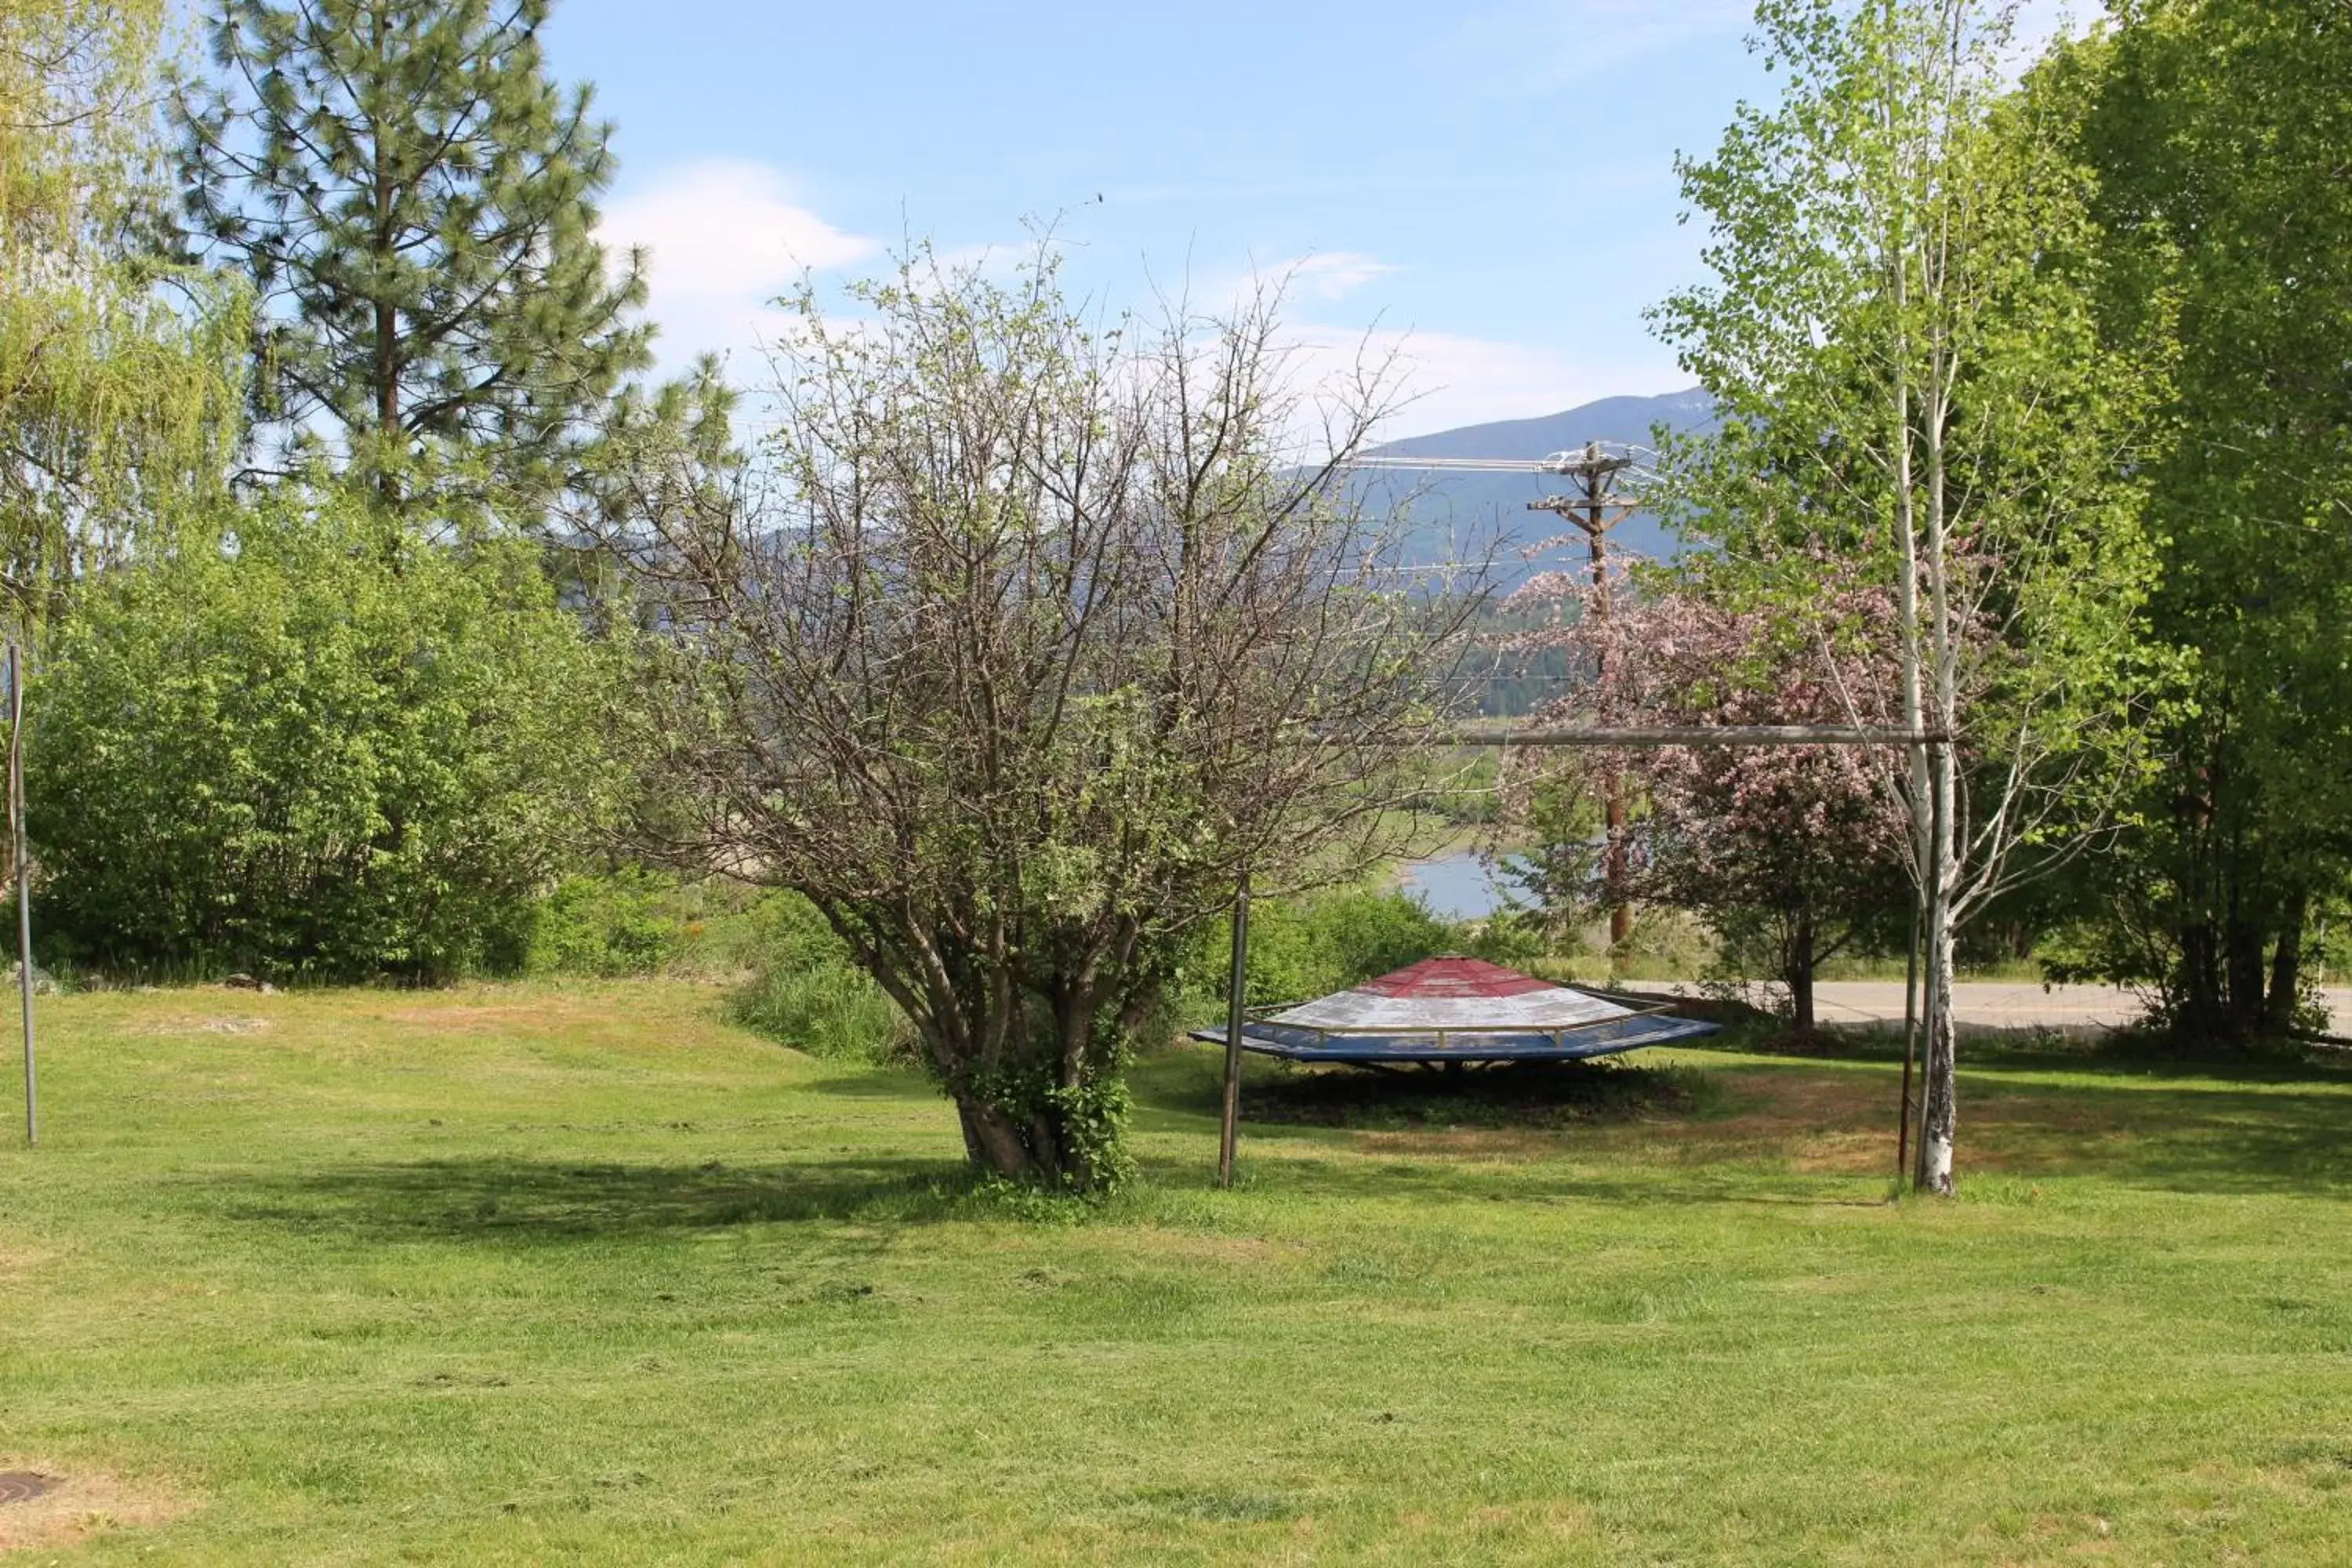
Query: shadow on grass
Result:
<box><xmin>1949</xmin><ymin>1068</ymin><xmax>2352</xmax><ymax>1197</ymax></box>
<box><xmin>1146</xmin><ymin>1058</ymin><xmax>1715</xmax><ymax>1132</ymax></box>
<box><xmin>1704</xmin><ymin>1022</ymin><xmax>2352</xmax><ymax>1088</ymax></box>
<box><xmin>212</xmin><ymin>1047</ymin><xmax>2352</xmax><ymax>1245</ymax></box>
<box><xmin>797</xmin><ymin>1069</ymin><xmax>940</xmax><ymax>1102</ymax></box>
<box><xmin>214</xmin><ymin>1152</ymin><xmax>997</xmax><ymax>1245</ymax></box>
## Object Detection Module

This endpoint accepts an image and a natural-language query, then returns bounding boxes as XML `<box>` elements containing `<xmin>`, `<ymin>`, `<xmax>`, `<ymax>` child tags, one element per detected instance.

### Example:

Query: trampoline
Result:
<box><xmin>1190</xmin><ymin>956</ymin><xmax>1719</xmax><ymax>1065</ymax></box>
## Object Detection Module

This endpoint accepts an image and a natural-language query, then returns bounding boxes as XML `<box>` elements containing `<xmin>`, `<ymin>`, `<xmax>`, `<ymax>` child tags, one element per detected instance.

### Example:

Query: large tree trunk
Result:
<box><xmin>949</xmin><ymin>1087</ymin><xmax>1116</xmax><ymax>1192</ymax></box>
<box><xmin>931</xmin><ymin>987</ymin><xmax>1127</xmax><ymax>1192</ymax></box>
<box><xmin>2263</xmin><ymin>890</ymin><xmax>2307</xmax><ymax>1036</ymax></box>
<box><xmin>2176</xmin><ymin>913</ymin><xmax>2225</xmax><ymax>1042</ymax></box>
<box><xmin>2223</xmin><ymin>887</ymin><xmax>2269</xmax><ymax>1040</ymax></box>
<box><xmin>1784</xmin><ymin>911</ymin><xmax>1817</xmax><ymax>1034</ymax></box>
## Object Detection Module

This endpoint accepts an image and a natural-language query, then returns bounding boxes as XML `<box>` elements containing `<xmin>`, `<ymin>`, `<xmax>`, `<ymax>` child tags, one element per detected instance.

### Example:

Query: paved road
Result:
<box><xmin>1653</xmin><ymin>980</ymin><xmax>2352</xmax><ymax>1036</ymax></box>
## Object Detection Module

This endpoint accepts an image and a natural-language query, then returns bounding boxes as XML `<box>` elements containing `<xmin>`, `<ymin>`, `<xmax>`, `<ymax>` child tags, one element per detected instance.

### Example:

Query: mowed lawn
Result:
<box><xmin>2</xmin><ymin>985</ymin><xmax>2350</xmax><ymax>1564</ymax></box>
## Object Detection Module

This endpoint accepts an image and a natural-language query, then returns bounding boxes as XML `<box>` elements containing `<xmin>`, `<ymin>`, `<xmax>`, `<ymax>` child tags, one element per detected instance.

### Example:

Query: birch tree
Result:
<box><xmin>1651</xmin><ymin>0</ymin><xmax>2166</xmax><ymax>1190</ymax></box>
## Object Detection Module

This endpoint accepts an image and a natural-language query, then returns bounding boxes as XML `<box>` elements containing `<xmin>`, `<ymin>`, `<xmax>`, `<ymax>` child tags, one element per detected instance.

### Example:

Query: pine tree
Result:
<box><xmin>176</xmin><ymin>0</ymin><xmax>651</xmax><ymax>515</ymax></box>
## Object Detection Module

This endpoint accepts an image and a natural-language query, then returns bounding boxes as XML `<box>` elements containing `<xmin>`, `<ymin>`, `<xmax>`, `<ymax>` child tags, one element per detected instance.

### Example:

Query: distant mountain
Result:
<box><xmin>1348</xmin><ymin>387</ymin><xmax>1717</xmax><ymax>585</ymax></box>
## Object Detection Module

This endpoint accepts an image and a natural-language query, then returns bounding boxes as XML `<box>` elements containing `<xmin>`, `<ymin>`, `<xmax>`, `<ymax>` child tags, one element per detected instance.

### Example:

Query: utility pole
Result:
<box><xmin>1527</xmin><ymin>442</ymin><xmax>1642</xmax><ymax>950</ymax></box>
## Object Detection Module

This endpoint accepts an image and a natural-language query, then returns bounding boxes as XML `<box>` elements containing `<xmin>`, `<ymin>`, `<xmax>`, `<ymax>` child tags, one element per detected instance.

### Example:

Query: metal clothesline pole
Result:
<box><xmin>1217</xmin><ymin>869</ymin><xmax>1251</xmax><ymax>1190</ymax></box>
<box><xmin>1442</xmin><ymin>725</ymin><xmax>1946</xmax><ymax>748</ymax></box>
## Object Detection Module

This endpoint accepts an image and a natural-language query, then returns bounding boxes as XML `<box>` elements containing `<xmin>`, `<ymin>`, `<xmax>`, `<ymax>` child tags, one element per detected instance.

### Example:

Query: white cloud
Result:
<box><xmin>1286</xmin><ymin>251</ymin><xmax>1406</xmax><ymax>301</ymax></box>
<box><xmin>601</xmin><ymin>162</ymin><xmax>877</xmax><ymax>370</ymax></box>
<box><xmin>1187</xmin><ymin>249</ymin><xmax>1406</xmax><ymax>319</ymax></box>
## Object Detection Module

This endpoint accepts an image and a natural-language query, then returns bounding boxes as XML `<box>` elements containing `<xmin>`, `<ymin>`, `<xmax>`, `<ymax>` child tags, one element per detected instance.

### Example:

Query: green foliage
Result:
<box><xmin>1647</xmin><ymin>0</ymin><xmax>2174</xmax><ymax>1185</ymax></box>
<box><xmin>521</xmin><ymin>872</ymin><xmax>920</xmax><ymax>1067</ymax></box>
<box><xmin>1457</xmin><ymin>908</ymin><xmax>1553</xmax><ymax>968</ymax></box>
<box><xmin>27</xmin><ymin>492</ymin><xmax>612</xmax><ymax>980</ymax></box>
<box><xmin>2051</xmin><ymin>1</ymin><xmax>2352</xmax><ymax>1040</ymax></box>
<box><xmin>526</xmin><ymin>867</ymin><xmax>690</xmax><ymax>978</ymax></box>
<box><xmin>731</xmin><ymin>963</ymin><xmax>911</xmax><ymax>1064</ymax></box>
<box><xmin>176</xmin><ymin>0</ymin><xmax>650</xmax><ymax>512</ymax></box>
<box><xmin>1</xmin><ymin>0</ymin><xmax>244</xmax><ymax>633</ymax></box>
<box><xmin>728</xmin><ymin>891</ymin><xmax>913</xmax><ymax>1065</ymax></box>
<box><xmin>1177</xmin><ymin>887</ymin><xmax>1454</xmax><ymax>1021</ymax></box>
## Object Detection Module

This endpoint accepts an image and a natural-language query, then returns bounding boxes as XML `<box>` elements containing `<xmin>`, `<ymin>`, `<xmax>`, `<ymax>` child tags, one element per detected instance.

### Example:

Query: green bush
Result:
<box><xmin>27</xmin><ymin>494</ymin><xmax>612</xmax><ymax>982</ymax></box>
<box><xmin>527</xmin><ymin>869</ymin><xmax>689</xmax><ymax>977</ymax></box>
<box><xmin>729</xmin><ymin>891</ymin><xmax>913</xmax><ymax>1063</ymax></box>
<box><xmin>1176</xmin><ymin>886</ymin><xmax>1456</xmax><ymax>1022</ymax></box>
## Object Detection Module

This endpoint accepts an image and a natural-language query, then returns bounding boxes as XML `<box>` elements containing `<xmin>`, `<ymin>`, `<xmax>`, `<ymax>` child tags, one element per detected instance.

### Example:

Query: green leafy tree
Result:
<box><xmin>2056</xmin><ymin>1</ymin><xmax>2352</xmax><ymax>1039</ymax></box>
<box><xmin>175</xmin><ymin>0</ymin><xmax>650</xmax><ymax>514</ymax></box>
<box><xmin>1</xmin><ymin>0</ymin><xmax>242</xmax><ymax>632</ymax></box>
<box><xmin>1652</xmin><ymin>0</ymin><xmax>2168</xmax><ymax>1190</ymax></box>
<box><xmin>27</xmin><ymin>490</ymin><xmax>612</xmax><ymax>980</ymax></box>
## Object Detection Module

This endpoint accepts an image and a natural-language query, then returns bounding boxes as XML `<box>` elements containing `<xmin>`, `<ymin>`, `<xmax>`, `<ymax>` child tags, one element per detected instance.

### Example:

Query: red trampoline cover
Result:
<box><xmin>1353</xmin><ymin>957</ymin><xmax>1558</xmax><ymax>1000</ymax></box>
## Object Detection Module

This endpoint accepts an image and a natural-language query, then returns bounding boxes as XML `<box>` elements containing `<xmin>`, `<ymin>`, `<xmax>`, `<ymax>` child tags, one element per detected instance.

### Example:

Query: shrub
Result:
<box><xmin>729</xmin><ymin>892</ymin><xmax>913</xmax><ymax>1063</ymax></box>
<box><xmin>1175</xmin><ymin>886</ymin><xmax>1455</xmax><ymax>1023</ymax></box>
<box><xmin>27</xmin><ymin>494</ymin><xmax>612</xmax><ymax>981</ymax></box>
<box><xmin>526</xmin><ymin>869</ymin><xmax>688</xmax><ymax>977</ymax></box>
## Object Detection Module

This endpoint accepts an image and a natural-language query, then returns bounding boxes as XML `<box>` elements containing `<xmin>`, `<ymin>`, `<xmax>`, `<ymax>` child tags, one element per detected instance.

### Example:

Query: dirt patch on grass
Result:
<box><xmin>376</xmin><ymin>1001</ymin><xmax>568</xmax><ymax>1029</ymax></box>
<box><xmin>0</xmin><ymin>1461</ymin><xmax>192</xmax><ymax>1555</ymax></box>
<box><xmin>1716</xmin><ymin>1072</ymin><xmax>1897</xmax><ymax>1172</ymax></box>
<box><xmin>1665</xmin><ymin>1064</ymin><xmax>2156</xmax><ymax>1175</ymax></box>
<box><xmin>1267</xmin><ymin>1056</ymin><xmax>2164</xmax><ymax>1178</ymax></box>
<box><xmin>0</xmin><ymin>1244</ymin><xmax>56</xmax><ymax>1280</ymax></box>
<box><xmin>134</xmin><ymin>1015</ymin><xmax>272</xmax><ymax>1037</ymax></box>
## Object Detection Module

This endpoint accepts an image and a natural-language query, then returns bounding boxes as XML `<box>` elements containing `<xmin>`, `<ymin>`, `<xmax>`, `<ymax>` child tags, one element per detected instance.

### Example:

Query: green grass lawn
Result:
<box><xmin>3</xmin><ymin>983</ymin><xmax>2350</xmax><ymax>1563</ymax></box>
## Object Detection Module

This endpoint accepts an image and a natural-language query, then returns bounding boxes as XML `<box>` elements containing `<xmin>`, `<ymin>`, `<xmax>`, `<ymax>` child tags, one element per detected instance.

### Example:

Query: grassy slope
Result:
<box><xmin>2</xmin><ymin>983</ymin><xmax>2350</xmax><ymax>1565</ymax></box>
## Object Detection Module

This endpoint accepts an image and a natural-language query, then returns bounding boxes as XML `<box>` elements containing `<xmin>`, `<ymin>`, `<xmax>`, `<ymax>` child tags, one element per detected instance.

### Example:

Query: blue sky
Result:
<box><xmin>548</xmin><ymin>1</ymin><xmax>2051</xmax><ymax>441</ymax></box>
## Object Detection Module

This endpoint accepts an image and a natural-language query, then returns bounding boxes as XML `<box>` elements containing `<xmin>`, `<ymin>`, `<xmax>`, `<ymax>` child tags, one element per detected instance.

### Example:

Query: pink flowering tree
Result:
<box><xmin>1506</xmin><ymin>561</ymin><xmax>1912</xmax><ymax>1032</ymax></box>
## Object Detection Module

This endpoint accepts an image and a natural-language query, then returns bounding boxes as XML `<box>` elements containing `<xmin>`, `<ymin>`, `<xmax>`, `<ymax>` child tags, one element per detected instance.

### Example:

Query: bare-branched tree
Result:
<box><xmin>584</xmin><ymin>249</ymin><xmax>1482</xmax><ymax>1191</ymax></box>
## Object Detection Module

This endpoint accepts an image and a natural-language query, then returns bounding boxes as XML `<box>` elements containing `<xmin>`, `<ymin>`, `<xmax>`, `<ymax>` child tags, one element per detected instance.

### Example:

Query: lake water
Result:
<box><xmin>1399</xmin><ymin>851</ymin><xmax>1519</xmax><ymax>921</ymax></box>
